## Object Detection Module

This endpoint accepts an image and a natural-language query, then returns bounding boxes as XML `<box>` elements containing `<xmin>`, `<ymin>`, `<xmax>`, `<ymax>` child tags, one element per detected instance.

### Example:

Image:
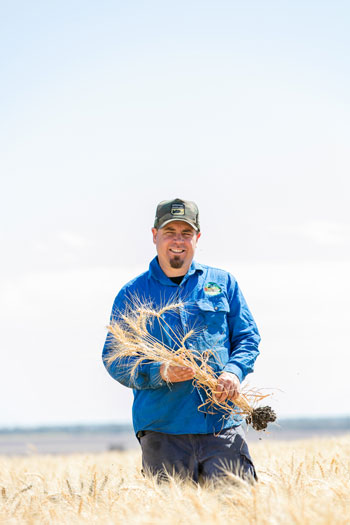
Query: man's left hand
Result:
<box><xmin>215</xmin><ymin>372</ymin><xmax>240</xmax><ymax>402</ymax></box>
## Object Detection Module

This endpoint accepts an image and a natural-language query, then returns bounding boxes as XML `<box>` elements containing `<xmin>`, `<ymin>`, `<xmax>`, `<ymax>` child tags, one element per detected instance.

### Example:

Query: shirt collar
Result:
<box><xmin>148</xmin><ymin>256</ymin><xmax>203</xmax><ymax>285</ymax></box>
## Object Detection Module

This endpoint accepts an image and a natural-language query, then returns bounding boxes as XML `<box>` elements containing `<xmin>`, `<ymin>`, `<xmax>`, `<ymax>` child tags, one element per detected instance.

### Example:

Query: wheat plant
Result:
<box><xmin>105</xmin><ymin>298</ymin><xmax>275</xmax><ymax>430</ymax></box>
<box><xmin>1</xmin><ymin>435</ymin><xmax>350</xmax><ymax>524</ymax></box>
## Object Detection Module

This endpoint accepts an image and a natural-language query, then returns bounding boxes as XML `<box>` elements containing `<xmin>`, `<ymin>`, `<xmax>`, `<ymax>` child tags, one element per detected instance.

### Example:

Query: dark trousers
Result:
<box><xmin>139</xmin><ymin>426</ymin><xmax>257</xmax><ymax>483</ymax></box>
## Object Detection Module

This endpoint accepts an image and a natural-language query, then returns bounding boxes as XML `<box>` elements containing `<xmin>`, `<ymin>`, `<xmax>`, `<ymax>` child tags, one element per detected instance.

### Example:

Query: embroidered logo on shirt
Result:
<box><xmin>204</xmin><ymin>282</ymin><xmax>222</xmax><ymax>295</ymax></box>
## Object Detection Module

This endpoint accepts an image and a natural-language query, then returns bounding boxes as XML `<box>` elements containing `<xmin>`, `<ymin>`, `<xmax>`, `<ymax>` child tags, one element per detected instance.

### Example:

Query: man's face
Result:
<box><xmin>152</xmin><ymin>221</ymin><xmax>201</xmax><ymax>276</ymax></box>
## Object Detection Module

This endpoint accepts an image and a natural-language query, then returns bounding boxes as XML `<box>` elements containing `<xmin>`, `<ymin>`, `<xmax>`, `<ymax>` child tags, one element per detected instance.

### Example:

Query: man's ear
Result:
<box><xmin>151</xmin><ymin>227</ymin><xmax>158</xmax><ymax>244</ymax></box>
<box><xmin>196</xmin><ymin>232</ymin><xmax>201</xmax><ymax>243</ymax></box>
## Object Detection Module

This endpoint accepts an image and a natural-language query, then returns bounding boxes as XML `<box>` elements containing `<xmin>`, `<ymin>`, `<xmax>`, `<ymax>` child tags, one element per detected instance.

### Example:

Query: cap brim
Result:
<box><xmin>159</xmin><ymin>218</ymin><xmax>198</xmax><ymax>231</ymax></box>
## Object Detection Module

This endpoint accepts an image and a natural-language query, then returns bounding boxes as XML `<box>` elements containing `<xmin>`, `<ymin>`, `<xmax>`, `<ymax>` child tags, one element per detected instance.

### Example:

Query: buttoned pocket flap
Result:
<box><xmin>197</xmin><ymin>297</ymin><xmax>230</xmax><ymax>313</ymax></box>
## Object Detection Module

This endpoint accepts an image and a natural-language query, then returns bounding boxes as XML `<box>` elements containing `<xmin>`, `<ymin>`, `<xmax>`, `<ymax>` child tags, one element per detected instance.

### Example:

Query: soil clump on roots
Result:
<box><xmin>246</xmin><ymin>406</ymin><xmax>277</xmax><ymax>431</ymax></box>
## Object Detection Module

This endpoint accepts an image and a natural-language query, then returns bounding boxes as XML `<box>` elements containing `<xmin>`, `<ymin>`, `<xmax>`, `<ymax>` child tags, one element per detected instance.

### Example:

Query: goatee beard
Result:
<box><xmin>170</xmin><ymin>256</ymin><xmax>184</xmax><ymax>269</ymax></box>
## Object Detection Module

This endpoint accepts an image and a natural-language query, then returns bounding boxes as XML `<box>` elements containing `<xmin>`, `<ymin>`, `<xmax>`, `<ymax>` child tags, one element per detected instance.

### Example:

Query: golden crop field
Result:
<box><xmin>1</xmin><ymin>435</ymin><xmax>349</xmax><ymax>525</ymax></box>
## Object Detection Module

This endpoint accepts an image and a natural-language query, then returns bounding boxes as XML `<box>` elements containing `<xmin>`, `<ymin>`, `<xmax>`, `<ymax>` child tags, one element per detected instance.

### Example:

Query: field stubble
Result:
<box><xmin>0</xmin><ymin>435</ymin><xmax>349</xmax><ymax>525</ymax></box>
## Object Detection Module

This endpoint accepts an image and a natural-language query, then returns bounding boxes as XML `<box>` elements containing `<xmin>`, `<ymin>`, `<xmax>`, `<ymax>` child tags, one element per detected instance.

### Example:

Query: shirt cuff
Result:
<box><xmin>149</xmin><ymin>362</ymin><xmax>166</xmax><ymax>388</ymax></box>
<box><xmin>223</xmin><ymin>363</ymin><xmax>244</xmax><ymax>383</ymax></box>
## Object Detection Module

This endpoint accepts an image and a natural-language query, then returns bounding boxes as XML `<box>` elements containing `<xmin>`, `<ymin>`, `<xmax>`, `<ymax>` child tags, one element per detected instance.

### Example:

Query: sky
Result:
<box><xmin>1</xmin><ymin>1</ymin><xmax>349</xmax><ymax>427</ymax></box>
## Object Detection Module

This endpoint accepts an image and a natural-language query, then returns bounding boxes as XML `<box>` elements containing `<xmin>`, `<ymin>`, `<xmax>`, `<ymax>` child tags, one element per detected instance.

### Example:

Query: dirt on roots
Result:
<box><xmin>246</xmin><ymin>406</ymin><xmax>277</xmax><ymax>431</ymax></box>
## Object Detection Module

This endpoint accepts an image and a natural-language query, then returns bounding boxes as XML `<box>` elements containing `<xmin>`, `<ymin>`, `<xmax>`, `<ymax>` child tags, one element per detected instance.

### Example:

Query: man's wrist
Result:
<box><xmin>149</xmin><ymin>363</ymin><xmax>166</xmax><ymax>387</ymax></box>
<box><xmin>223</xmin><ymin>364</ymin><xmax>243</xmax><ymax>383</ymax></box>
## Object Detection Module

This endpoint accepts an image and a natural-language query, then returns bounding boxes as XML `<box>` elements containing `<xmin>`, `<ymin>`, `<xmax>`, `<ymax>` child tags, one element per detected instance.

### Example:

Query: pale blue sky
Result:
<box><xmin>1</xmin><ymin>1</ymin><xmax>349</xmax><ymax>426</ymax></box>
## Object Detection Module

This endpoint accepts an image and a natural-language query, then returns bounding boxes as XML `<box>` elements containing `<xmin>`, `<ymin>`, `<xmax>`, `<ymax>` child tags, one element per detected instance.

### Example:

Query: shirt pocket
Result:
<box><xmin>196</xmin><ymin>296</ymin><xmax>230</xmax><ymax>334</ymax></box>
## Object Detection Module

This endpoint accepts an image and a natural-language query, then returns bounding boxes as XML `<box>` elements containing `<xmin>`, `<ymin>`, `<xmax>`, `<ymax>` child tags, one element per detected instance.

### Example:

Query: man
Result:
<box><xmin>102</xmin><ymin>198</ymin><xmax>260</xmax><ymax>483</ymax></box>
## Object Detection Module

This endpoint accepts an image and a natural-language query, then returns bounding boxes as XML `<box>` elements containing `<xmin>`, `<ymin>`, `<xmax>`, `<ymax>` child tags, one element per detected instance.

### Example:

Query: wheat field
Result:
<box><xmin>1</xmin><ymin>435</ymin><xmax>349</xmax><ymax>525</ymax></box>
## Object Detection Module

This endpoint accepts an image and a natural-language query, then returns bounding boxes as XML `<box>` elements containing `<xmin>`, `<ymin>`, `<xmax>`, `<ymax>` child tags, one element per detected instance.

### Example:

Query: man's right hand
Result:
<box><xmin>160</xmin><ymin>364</ymin><xmax>195</xmax><ymax>383</ymax></box>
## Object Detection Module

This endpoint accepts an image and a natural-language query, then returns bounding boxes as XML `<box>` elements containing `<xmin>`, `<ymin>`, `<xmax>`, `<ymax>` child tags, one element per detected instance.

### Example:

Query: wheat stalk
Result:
<box><xmin>105</xmin><ymin>298</ymin><xmax>275</xmax><ymax>429</ymax></box>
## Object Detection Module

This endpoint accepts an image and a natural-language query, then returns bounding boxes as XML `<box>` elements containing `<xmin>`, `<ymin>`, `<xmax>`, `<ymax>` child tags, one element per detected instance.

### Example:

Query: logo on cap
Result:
<box><xmin>171</xmin><ymin>204</ymin><xmax>185</xmax><ymax>216</ymax></box>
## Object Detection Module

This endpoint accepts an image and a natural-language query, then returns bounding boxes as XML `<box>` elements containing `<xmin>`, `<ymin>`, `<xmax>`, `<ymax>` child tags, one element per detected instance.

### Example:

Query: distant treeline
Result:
<box><xmin>1</xmin><ymin>417</ymin><xmax>350</xmax><ymax>435</ymax></box>
<box><xmin>274</xmin><ymin>417</ymin><xmax>350</xmax><ymax>431</ymax></box>
<box><xmin>0</xmin><ymin>423</ymin><xmax>133</xmax><ymax>435</ymax></box>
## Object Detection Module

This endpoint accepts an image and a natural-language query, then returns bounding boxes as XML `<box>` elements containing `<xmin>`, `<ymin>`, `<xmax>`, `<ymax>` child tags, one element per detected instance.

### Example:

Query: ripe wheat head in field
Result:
<box><xmin>1</xmin><ymin>436</ymin><xmax>350</xmax><ymax>524</ymax></box>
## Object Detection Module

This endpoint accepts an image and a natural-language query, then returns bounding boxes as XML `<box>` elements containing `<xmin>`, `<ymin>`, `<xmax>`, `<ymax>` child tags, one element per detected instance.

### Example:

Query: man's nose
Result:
<box><xmin>173</xmin><ymin>233</ymin><xmax>185</xmax><ymax>242</ymax></box>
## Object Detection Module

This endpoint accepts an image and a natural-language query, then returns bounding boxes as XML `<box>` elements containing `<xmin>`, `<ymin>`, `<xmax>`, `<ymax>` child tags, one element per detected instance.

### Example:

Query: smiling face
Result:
<box><xmin>152</xmin><ymin>221</ymin><xmax>201</xmax><ymax>277</ymax></box>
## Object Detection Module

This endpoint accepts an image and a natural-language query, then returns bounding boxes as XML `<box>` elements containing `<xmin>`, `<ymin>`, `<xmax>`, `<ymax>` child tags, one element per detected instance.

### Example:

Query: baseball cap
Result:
<box><xmin>154</xmin><ymin>198</ymin><xmax>200</xmax><ymax>231</ymax></box>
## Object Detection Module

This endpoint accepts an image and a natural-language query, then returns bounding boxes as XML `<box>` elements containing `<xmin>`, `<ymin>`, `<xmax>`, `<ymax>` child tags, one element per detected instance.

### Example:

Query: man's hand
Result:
<box><xmin>215</xmin><ymin>372</ymin><xmax>240</xmax><ymax>402</ymax></box>
<box><xmin>160</xmin><ymin>364</ymin><xmax>195</xmax><ymax>383</ymax></box>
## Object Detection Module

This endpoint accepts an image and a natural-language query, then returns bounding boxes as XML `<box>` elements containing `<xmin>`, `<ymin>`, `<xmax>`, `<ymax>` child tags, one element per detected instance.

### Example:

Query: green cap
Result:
<box><xmin>154</xmin><ymin>198</ymin><xmax>200</xmax><ymax>231</ymax></box>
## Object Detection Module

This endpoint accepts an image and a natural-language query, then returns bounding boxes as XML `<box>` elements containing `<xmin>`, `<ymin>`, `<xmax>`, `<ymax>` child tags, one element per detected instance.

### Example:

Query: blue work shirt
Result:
<box><xmin>102</xmin><ymin>257</ymin><xmax>260</xmax><ymax>435</ymax></box>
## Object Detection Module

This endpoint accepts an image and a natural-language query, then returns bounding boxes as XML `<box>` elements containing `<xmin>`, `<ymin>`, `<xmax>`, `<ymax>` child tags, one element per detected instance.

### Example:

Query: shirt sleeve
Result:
<box><xmin>102</xmin><ymin>288</ymin><xmax>166</xmax><ymax>390</ymax></box>
<box><xmin>223</xmin><ymin>275</ymin><xmax>261</xmax><ymax>382</ymax></box>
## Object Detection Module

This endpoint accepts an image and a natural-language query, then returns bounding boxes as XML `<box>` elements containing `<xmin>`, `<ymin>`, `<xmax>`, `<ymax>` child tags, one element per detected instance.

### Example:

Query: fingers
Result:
<box><xmin>215</xmin><ymin>381</ymin><xmax>234</xmax><ymax>402</ymax></box>
<box><xmin>231</xmin><ymin>386</ymin><xmax>240</xmax><ymax>401</ymax></box>
<box><xmin>161</xmin><ymin>365</ymin><xmax>195</xmax><ymax>383</ymax></box>
<box><xmin>215</xmin><ymin>375</ymin><xmax>240</xmax><ymax>402</ymax></box>
<box><xmin>215</xmin><ymin>381</ymin><xmax>225</xmax><ymax>402</ymax></box>
<box><xmin>170</xmin><ymin>366</ymin><xmax>195</xmax><ymax>382</ymax></box>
